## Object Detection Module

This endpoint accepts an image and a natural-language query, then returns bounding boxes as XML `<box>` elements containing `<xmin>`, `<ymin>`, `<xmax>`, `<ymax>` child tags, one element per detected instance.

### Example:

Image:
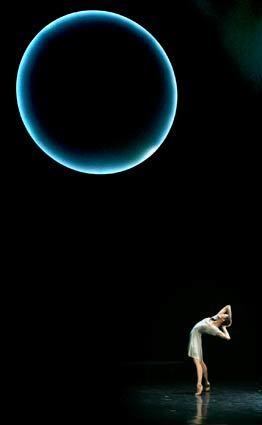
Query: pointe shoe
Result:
<box><xmin>204</xmin><ymin>382</ymin><xmax>211</xmax><ymax>392</ymax></box>
<box><xmin>195</xmin><ymin>384</ymin><xmax>203</xmax><ymax>395</ymax></box>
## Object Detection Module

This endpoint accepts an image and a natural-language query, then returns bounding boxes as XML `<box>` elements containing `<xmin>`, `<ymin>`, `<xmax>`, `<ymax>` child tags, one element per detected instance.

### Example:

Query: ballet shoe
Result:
<box><xmin>195</xmin><ymin>384</ymin><xmax>203</xmax><ymax>396</ymax></box>
<box><xmin>204</xmin><ymin>382</ymin><xmax>211</xmax><ymax>392</ymax></box>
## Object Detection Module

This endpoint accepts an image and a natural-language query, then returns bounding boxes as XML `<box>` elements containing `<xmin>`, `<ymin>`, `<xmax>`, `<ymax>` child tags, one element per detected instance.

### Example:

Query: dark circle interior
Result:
<box><xmin>24</xmin><ymin>17</ymin><xmax>172</xmax><ymax>157</ymax></box>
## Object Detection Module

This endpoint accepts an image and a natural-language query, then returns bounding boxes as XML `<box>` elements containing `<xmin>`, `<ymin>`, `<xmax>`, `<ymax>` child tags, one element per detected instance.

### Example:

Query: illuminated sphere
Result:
<box><xmin>16</xmin><ymin>11</ymin><xmax>177</xmax><ymax>174</ymax></box>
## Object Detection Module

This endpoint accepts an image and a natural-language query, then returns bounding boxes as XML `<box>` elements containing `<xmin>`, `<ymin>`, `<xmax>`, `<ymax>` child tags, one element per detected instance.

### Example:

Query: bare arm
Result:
<box><xmin>226</xmin><ymin>305</ymin><xmax>232</xmax><ymax>326</ymax></box>
<box><xmin>216</xmin><ymin>326</ymin><xmax>231</xmax><ymax>340</ymax></box>
<box><xmin>217</xmin><ymin>305</ymin><xmax>232</xmax><ymax>326</ymax></box>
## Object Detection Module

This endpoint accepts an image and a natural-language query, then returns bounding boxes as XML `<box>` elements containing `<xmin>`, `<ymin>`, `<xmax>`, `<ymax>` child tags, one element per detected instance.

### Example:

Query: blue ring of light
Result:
<box><xmin>16</xmin><ymin>10</ymin><xmax>178</xmax><ymax>174</ymax></box>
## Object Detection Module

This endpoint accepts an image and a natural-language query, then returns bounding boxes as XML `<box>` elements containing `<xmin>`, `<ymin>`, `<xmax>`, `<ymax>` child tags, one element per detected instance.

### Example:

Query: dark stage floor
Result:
<box><xmin>122</xmin><ymin>382</ymin><xmax>262</xmax><ymax>425</ymax></box>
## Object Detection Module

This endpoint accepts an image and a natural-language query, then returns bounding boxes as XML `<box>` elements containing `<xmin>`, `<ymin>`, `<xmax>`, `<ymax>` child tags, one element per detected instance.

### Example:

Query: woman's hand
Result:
<box><xmin>221</xmin><ymin>326</ymin><xmax>231</xmax><ymax>340</ymax></box>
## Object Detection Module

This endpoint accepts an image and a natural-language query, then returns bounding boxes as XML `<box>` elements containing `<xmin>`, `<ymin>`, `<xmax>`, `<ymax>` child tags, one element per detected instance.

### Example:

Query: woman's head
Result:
<box><xmin>220</xmin><ymin>314</ymin><xmax>231</xmax><ymax>326</ymax></box>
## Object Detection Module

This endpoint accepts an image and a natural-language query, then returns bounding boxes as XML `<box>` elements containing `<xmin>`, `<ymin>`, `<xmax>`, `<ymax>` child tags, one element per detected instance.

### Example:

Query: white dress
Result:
<box><xmin>188</xmin><ymin>316</ymin><xmax>220</xmax><ymax>361</ymax></box>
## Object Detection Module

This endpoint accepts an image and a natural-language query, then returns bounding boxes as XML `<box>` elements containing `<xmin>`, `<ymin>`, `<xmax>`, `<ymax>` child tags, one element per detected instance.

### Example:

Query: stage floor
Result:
<box><xmin>122</xmin><ymin>382</ymin><xmax>262</xmax><ymax>424</ymax></box>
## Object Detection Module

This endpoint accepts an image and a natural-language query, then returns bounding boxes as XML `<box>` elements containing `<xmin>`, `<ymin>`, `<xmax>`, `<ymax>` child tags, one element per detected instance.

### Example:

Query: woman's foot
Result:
<box><xmin>195</xmin><ymin>383</ymin><xmax>203</xmax><ymax>396</ymax></box>
<box><xmin>204</xmin><ymin>381</ymin><xmax>211</xmax><ymax>392</ymax></box>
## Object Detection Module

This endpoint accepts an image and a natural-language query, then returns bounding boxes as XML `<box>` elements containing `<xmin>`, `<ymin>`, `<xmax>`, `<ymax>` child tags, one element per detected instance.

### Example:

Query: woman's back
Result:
<box><xmin>191</xmin><ymin>317</ymin><xmax>220</xmax><ymax>336</ymax></box>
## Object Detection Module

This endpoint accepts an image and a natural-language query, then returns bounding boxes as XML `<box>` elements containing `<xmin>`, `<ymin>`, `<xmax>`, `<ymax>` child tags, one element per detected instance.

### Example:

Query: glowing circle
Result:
<box><xmin>16</xmin><ymin>11</ymin><xmax>178</xmax><ymax>174</ymax></box>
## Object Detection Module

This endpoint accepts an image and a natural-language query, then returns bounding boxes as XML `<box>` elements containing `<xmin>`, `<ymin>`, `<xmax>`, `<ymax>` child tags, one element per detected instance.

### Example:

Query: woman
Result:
<box><xmin>188</xmin><ymin>305</ymin><xmax>232</xmax><ymax>395</ymax></box>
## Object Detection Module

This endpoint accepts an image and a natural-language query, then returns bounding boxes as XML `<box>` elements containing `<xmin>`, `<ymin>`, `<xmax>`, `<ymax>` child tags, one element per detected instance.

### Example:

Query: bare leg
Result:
<box><xmin>193</xmin><ymin>358</ymin><xmax>203</xmax><ymax>395</ymax></box>
<box><xmin>201</xmin><ymin>361</ymin><xmax>210</xmax><ymax>390</ymax></box>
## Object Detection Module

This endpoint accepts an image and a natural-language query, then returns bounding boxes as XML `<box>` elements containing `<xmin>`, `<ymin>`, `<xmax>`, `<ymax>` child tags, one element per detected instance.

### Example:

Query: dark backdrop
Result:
<box><xmin>10</xmin><ymin>1</ymin><xmax>261</xmax><ymax>260</ymax></box>
<box><xmin>9</xmin><ymin>2</ymin><xmax>261</xmax><ymax>417</ymax></box>
<box><xmin>10</xmin><ymin>1</ymin><xmax>261</xmax><ymax>261</ymax></box>
<box><xmin>13</xmin><ymin>0</ymin><xmax>260</xmax><ymax>197</ymax></box>
<box><xmin>119</xmin><ymin>281</ymin><xmax>259</xmax><ymax>381</ymax></box>
<box><xmin>13</xmin><ymin>280</ymin><xmax>259</xmax><ymax>384</ymax></box>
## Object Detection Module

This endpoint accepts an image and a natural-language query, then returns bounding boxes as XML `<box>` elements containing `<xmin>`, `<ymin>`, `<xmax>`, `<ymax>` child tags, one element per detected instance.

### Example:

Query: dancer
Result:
<box><xmin>188</xmin><ymin>305</ymin><xmax>232</xmax><ymax>395</ymax></box>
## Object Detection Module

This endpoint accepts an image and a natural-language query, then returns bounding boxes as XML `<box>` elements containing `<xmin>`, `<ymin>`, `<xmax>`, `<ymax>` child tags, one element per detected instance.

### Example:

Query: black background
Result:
<box><xmin>13</xmin><ymin>0</ymin><xmax>260</xmax><ymax>188</ymax></box>
<box><xmin>9</xmin><ymin>1</ymin><xmax>261</xmax><ymax>418</ymax></box>
<box><xmin>11</xmin><ymin>1</ymin><xmax>261</xmax><ymax>250</ymax></box>
<box><xmin>119</xmin><ymin>282</ymin><xmax>259</xmax><ymax>378</ymax></box>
